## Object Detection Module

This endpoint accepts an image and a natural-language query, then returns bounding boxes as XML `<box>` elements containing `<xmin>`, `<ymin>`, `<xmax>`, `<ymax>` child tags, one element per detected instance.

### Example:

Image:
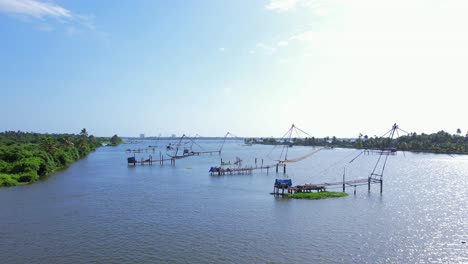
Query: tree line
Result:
<box><xmin>0</xmin><ymin>129</ymin><xmax>122</xmax><ymax>187</ymax></box>
<box><xmin>248</xmin><ymin>130</ymin><xmax>468</xmax><ymax>154</ymax></box>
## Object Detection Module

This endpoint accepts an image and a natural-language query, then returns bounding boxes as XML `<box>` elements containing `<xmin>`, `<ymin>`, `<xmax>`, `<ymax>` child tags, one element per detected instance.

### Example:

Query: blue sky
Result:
<box><xmin>1</xmin><ymin>0</ymin><xmax>467</xmax><ymax>137</ymax></box>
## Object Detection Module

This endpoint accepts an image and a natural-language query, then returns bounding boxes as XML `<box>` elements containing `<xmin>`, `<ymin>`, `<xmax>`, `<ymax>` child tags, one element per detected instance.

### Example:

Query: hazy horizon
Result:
<box><xmin>0</xmin><ymin>125</ymin><xmax>464</xmax><ymax>139</ymax></box>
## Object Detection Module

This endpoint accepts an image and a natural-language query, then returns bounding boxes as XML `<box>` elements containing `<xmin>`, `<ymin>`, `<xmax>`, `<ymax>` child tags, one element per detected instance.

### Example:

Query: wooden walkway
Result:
<box><xmin>363</xmin><ymin>149</ymin><xmax>397</xmax><ymax>156</ymax></box>
<box><xmin>209</xmin><ymin>167</ymin><xmax>254</xmax><ymax>176</ymax></box>
<box><xmin>127</xmin><ymin>149</ymin><xmax>222</xmax><ymax>166</ymax></box>
<box><xmin>273</xmin><ymin>177</ymin><xmax>383</xmax><ymax>195</ymax></box>
<box><xmin>193</xmin><ymin>150</ymin><xmax>221</xmax><ymax>155</ymax></box>
<box><xmin>209</xmin><ymin>165</ymin><xmax>275</xmax><ymax>176</ymax></box>
<box><xmin>170</xmin><ymin>150</ymin><xmax>221</xmax><ymax>158</ymax></box>
<box><xmin>125</xmin><ymin>148</ymin><xmax>158</xmax><ymax>153</ymax></box>
<box><xmin>127</xmin><ymin>155</ymin><xmax>177</xmax><ymax>166</ymax></box>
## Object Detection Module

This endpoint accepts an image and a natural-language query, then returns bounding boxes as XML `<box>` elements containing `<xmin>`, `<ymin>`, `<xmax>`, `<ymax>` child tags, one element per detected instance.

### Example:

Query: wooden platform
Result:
<box><xmin>287</xmin><ymin>184</ymin><xmax>326</xmax><ymax>193</ymax></box>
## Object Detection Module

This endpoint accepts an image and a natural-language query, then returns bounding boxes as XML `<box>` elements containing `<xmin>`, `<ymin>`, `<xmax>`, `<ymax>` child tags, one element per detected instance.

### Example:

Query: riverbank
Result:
<box><xmin>0</xmin><ymin>130</ymin><xmax>117</xmax><ymax>187</ymax></box>
<box><xmin>286</xmin><ymin>191</ymin><xmax>348</xmax><ymax>200</ymax></box>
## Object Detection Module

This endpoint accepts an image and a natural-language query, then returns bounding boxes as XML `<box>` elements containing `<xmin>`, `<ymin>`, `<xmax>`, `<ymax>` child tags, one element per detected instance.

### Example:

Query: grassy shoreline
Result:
<box><xmin>286</xmin><ymin>192</ymin><xmax>348</xmax><ymax>200</ymax></box>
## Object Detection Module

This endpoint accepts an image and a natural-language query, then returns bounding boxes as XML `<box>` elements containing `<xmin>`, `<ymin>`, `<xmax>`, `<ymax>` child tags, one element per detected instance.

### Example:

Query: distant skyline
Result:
<box><xmin>1</xmin><ymin>0</ymin><xmax>467</xmax><ymax>138</ymax></box>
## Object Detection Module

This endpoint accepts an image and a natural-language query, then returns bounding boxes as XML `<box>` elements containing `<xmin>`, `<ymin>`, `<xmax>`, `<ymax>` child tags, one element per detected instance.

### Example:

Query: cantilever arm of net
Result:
<box><xmin>349</xmin><ymin>151</ymin><xmax>364</xmax><ymax>163</ymax></box>
<box><xmin>188</xmin><ymin>136</ymin><xmax>205</xmax><ymax>151</ymax></box>
<box><xmin>397</xmin><ymin>127</ymin><xmax>410</xmax><ymax>135</ymax></box>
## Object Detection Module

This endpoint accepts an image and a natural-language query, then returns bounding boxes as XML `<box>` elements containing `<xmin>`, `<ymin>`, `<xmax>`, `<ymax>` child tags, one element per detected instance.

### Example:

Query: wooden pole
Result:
<box><xmin>342</xmin><ymin>167</ymin><xmax>346</xmax><ymax>192</ymax></box>
<box><xmin>380</xmin><ymin>179</ymin><xmax>383</xmax><ymax>193</ymax></box>
<box><xmin>276</xmin><ymin>164</ymin><xmax>278</xmax><ymax>173</ymax></box>
<box><xmin>368</xmin><ymin>178</ymin><xmax>371</xmax><ymax>192</ymax></box>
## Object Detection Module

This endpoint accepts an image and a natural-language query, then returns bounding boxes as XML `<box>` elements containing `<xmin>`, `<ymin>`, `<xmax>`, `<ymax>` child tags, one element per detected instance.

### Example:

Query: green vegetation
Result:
<box><xmin>0</xmin><ymin>129</ymin><xmax>107</xmax><ymax>187</ymax></box>
<box><xmin>109</xmin><ymin>134</ymin><xmax>123</xmax><ymax>146</ymax></box>
<box><xmin>286</xmin><ymin>191</ymin><xmax>348</xmax><ymax>200</ymax></box>
<box><xmin>251</xmin><ymin>130</ymin><xmax>468</xmax><ymax>154</ymax></box>
<box><xmin>354</xmin><ymin>131</ymin><xmax>468</xmax><ymax>154</ymax></box>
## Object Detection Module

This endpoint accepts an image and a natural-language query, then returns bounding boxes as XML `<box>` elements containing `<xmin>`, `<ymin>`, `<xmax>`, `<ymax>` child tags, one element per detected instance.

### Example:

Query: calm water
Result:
<box><xmin>1</xmin><ymin>140</ymin><xmax>467</xmax><ymax>263</ymax></box>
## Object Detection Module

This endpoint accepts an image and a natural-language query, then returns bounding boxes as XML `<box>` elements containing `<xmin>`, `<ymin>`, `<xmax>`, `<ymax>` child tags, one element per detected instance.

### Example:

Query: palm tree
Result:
<box><xmin>80</xmin><ymin>128</ymin><xmax>88</xmax><ymax>137</ymax></box>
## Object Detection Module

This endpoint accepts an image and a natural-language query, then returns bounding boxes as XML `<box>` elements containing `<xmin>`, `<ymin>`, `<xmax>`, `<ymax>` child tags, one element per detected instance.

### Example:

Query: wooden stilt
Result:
<box><xmin>342</xmin><ymin>167</ymin><xmax>346</xmax><ymax>192</ymax></box>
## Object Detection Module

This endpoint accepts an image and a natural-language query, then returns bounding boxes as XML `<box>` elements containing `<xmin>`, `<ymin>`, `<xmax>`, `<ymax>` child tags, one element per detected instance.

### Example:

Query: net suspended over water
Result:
<box><xmin>270</xmin><ymin>124</ymin><xmax>323</xmax><ymax>164</ymax></box>
<box><xmin>278</xmin><ymin>148</ymin><xmax>323</xmax><ymax>163</ymax></box>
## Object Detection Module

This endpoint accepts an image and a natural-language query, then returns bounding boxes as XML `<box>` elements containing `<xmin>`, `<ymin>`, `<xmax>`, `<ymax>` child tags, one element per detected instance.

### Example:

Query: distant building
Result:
<box><xmin>139</xmin><ymin>134</ymin><xmax>145</xmax><ymax>138</ymax></box>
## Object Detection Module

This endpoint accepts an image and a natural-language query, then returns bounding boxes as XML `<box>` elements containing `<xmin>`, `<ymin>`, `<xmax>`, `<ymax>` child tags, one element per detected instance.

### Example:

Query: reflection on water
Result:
<box><xmin>0</xmin><ymin>140</ymin><xmax>467</xmax><ymax>263</ymax></box>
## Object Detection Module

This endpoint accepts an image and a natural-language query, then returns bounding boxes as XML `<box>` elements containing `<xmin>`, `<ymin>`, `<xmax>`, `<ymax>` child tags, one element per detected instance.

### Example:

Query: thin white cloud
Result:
<box><xmin>251</xmin><ymin>40</ymin><xmax>289</xmax><ymax>56</ymax></box>
<box><xmin>282</xmin><ymin>1</ymin><xmax>468</xmax><ymax>58</ymax></box>
<box><xmin>266</xmin><ymin>0</ymin><xmax>299</xmax><ymax>12</ymax></box>
<box><xmin>256</xmin><ymin>42</ymin><xmax>276</xmax><ymax>54</ymax></box>
<box><xmin>265</xmin><ymin>0</ymin><xmax>330</xmax><ymax>16</ymax></box>
<box><xmin>219</xmin><ymin>47</ymin><xmax>227</xmax><ymax>52</ymax></box>
<box><xmin>0</xmin><ymin>0</ymin><xmax>72</xmax><ymax>18</ymax></box>
<box><xmin>277</xmin><ymin>40</ymin><xmax>289</xmax><ymax>47</ymax></box>
<box><xmin>0</xmin><ymin>0</ymin><xmax>95</xmax><ymax>31</ymax></box>
<box><xmin>288</xmin><ymin>30</ymin><xmax>468</xmax><ymax>58</ymax></box>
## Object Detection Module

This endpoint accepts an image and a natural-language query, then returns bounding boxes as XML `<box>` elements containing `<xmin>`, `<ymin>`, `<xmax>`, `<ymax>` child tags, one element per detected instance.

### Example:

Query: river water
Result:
<box><xmin>1</xmin><ymin>140</ymin><xmax>467</xmax><ymax>263</ymax></box>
